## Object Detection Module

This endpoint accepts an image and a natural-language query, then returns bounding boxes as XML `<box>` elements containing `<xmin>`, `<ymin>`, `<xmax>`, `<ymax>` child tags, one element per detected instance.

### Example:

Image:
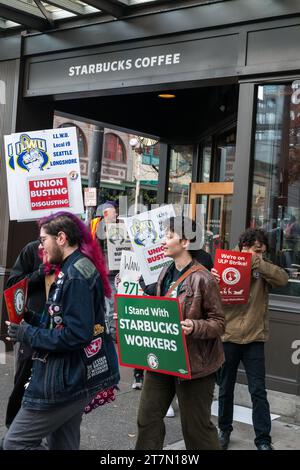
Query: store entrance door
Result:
<box><xmin>189</xmin><ymin>182</ymin><xmax>234</xmax><ymax>257</ymax></box>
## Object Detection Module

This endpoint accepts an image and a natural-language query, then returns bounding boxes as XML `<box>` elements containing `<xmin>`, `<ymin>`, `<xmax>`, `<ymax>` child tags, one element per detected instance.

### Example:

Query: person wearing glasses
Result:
<box><xmin>4</xmin><ymin>211</ymin><xmax>119</xmax><ymax>450</ymax></box>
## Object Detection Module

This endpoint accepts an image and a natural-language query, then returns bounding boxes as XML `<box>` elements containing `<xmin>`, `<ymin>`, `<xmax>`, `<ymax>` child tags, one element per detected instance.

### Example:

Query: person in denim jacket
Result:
<box><xmin>4</xmin><ymin>212</ymin><xmax>120</xmax><ymax>450</ymax></box>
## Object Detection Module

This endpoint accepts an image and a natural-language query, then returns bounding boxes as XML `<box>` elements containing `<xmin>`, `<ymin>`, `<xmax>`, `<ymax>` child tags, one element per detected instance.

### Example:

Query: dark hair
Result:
<box><xmin>238</xmin><ymin>228</ymin><xmax>269</xmax><ymax>252</ymax></box>
<box><xmin>39</xmin><ymin>214</ymin><xmax>82</xmax><ymax>247</ymax></box>
<box><xmin>165</xmin><ymin>216</ymin><xmax>203</xmax><ymax>257</ymax></box>
<box><xmin>38</xmin><ymin>211</ymin><xmax>111</xmax><ymax>297</ymax></box>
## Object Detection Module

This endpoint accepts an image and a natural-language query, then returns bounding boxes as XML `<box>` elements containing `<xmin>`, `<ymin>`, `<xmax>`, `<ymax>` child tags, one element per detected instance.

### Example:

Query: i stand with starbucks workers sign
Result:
<box><xmin>115</xmin><ymin>294</ymin><xmax>191</xmax><ymax>379</ymax></box>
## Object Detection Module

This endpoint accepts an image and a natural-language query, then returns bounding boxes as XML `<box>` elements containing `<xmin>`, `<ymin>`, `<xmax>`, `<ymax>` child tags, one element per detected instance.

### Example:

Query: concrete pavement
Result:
<box><xmin>0</xmin><ymin>350</ymin><xmax>299</xmax><ymax>450</ymax></box>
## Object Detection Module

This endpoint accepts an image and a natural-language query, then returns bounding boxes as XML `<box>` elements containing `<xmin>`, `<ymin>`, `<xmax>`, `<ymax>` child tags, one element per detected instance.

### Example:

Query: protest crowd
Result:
<box><xmin>1</xmin><ymin>197</ymin><xmax>289</xmax><ymax>451</ymax></box>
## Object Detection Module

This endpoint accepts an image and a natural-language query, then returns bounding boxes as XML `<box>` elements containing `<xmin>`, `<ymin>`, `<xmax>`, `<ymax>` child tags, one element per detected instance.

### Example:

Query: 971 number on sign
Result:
<box><xmin>122</xmin><ymin>281</ymin><xmax>139</xmax><ymax>295</ymax></box>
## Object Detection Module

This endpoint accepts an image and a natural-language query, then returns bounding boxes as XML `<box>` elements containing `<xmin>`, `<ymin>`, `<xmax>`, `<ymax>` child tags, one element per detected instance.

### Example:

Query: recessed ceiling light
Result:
<box><xmin>158</xmin><ymin>94</ymin><xmax>176</xmax><ymax>99</ymax></box>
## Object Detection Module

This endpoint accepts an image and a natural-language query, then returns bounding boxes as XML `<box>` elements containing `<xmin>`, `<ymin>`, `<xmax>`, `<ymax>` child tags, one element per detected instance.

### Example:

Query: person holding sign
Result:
<box><xmin>3</xmin><ymin>240</ymin><xmax>57</xmax><ymax>432</ymax></box>
<box><xmin>4</xmin><ymin>212</ymin><xmax>119</xmax><ymax>450</ymax></box>
<box><xmin>215</xmin><ymin>228</ymin><xmax>288</xmax><ymax>451</ymax></box>
<box><xmin>135</xmin><ymin>216</ymin><xmax>225</xmax><ymax>450</ymax></box>
<box><xmin>92</xmin><ymin>200</ymin><xmax>119</xmax><ymax>340</ymax></box>
<box><xmin>137</xmin><ymin>248</ymin><xmax>214</xmax><ymax>415</ymax></box>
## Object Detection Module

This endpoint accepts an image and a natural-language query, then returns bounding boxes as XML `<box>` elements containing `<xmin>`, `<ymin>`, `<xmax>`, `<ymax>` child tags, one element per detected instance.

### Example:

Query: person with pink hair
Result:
<box><xmin>4</xmin><ymin>211</ymin><xmax>119</xmax><ymax>450</ymax></box>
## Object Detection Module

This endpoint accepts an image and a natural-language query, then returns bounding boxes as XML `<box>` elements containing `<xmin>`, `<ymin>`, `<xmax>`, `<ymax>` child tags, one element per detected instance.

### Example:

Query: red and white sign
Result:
<box><xmin>4</xmin><ymin>278</ymin><xmax>28</xmax><ymax>324</ymax></box>
<box><xmin>214</xmin><ymin>249</ymin><xmax>252</xmax><ymax>304</ymax></box>
<box><xmin>29</xmin><ymin>177</ymin><xmax>70</xmax><ymax>211</ymax></box>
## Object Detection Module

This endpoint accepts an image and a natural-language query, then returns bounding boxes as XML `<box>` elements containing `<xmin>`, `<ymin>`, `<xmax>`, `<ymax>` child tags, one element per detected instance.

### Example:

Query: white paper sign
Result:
<box><xmin>84</xmin><ymin>187</ymin><xmax>97</xmax><ymax>207</ymax></box>
<box><xmin>117</xmin><ymin>250</ymin><xmax>144</xmax><ymax>296</ymax></box>
<box><xmin>106</xmin><ymin>223</ymin><xmax>132</xmax><ymax>271</ymax></box>
<box><xmin>4</xmin><ymin>127</ymin><xmax>84</xmax><ymax>220</ymax></box>
<box><xmin>123</xmin><ymin>205</ymin><xmax>175</xmax><ymax>285</ymax></box>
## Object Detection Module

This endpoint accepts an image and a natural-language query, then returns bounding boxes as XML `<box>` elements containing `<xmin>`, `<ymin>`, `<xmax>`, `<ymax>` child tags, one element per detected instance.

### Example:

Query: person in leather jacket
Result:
<box><xmin>135</xmin><ymin>216</ymin><xmax>225</xmax><ymax>450</ymax></box>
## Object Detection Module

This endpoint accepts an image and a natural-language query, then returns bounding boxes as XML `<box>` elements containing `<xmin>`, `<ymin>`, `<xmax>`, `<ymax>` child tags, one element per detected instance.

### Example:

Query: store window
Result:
<box><xmin>250</xmin><ymin>82</ymin><xmax>300</xmax><ymax>296</ymax></box>
<box><xmin>167</xmin><ymin>145</ymin><xmax>193</xmax><ymax>213</ymax></box>
<box><xmin>199</xmin><ymin>141</ymin><xmax>212</xmax><ymax>182</ymax></box>
<box><xmin>100</xmin><ymin>131</ymin><xmax>160</xmax><ymax>213</ymax></box>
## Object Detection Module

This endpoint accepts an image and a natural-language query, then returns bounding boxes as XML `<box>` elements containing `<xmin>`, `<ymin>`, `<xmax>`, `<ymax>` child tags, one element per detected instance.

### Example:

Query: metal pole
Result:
<box><xmin>87</xmin><ymin>125</ymin><xmax>104</xmax><ymax>222</ymax></box>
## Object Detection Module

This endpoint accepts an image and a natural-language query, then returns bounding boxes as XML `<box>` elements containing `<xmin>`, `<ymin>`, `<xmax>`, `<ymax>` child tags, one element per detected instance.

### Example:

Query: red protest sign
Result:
<box><xmin>214</xmin><ymin>249</ymin><xmax>252</xmax><ymax>304</ymax></box>
<box><xmin>29</xmin><ymin>177</ymin><xmax>70</xmax><ymax>211</ymax></box>
<box><xmin>4</xmin><ymin>278</ymin><xmax>28</xmax><ymax>324</ymax></box>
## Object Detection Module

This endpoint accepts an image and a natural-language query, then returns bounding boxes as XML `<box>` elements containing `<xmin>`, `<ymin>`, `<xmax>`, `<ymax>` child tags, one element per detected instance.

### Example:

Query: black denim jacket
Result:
<box><xmin>21</xmin><ymin>250</ymin><xmax>120</xmax><ymax>410</ymax></box>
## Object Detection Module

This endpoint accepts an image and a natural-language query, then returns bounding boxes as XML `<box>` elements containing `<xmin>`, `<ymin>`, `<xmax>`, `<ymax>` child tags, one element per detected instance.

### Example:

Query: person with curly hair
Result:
<box><xmin>215</xmin><ymin>228</ymin><xmax>288</xmax><ymax>451</ymax></box>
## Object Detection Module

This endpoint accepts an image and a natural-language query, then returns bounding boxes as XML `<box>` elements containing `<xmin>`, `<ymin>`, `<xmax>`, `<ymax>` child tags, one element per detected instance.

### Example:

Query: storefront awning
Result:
<box><xmin>0</xmin><ymin>1</ymin><xmax>224</xmax><ymax>32</ymax></box>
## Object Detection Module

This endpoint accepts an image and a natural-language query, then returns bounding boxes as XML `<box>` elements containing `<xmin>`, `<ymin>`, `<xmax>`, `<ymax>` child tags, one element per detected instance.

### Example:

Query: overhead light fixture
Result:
<box><xmin>158</xmin><ymin>94</ymin><xmax>176</xmax><ymax>99</ymax></box>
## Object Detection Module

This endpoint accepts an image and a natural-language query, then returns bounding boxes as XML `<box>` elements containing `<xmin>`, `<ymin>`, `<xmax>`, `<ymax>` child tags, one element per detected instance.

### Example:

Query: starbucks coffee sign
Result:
<box><xmin>68</xmin><ymin>52</ymin><xmax>181</xmax><ymax>76</ymax></box>
<box><xmin>25</xmin><ymin>34</ymin><xmax>238</xmax><ymax>96</ymax></box>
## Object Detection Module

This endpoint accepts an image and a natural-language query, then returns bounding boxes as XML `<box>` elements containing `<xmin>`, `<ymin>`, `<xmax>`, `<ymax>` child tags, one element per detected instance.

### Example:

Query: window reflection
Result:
<box><xmin>167</xmin><ymin>145</ymin><xmax>193</xmax><ymax>213</ymax></box>
<box><xmin>251</xmin><ymin>83</ymin><xmax>300</xmax><ymax>296</ymax></box>
<box><xmin>100</xmin><ymin>130</ymin><xmax>159</xmax><ymax>211</ymax></box>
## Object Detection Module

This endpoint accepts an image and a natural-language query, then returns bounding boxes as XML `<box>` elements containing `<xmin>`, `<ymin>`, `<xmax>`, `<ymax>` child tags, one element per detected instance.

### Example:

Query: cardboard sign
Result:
<box><xmin>214</xmin><ymin>249</ymin><xmax>252</xmax><ymax>304</ymax></box>
<box><xmin>117</xmin><ymin>251</ymin><xmax>144</xmax><ymax>296</ymax></box>
<box><xmin>4</xmin><ymin>278</ymin><xmax>28</xmax><ymax>324</ymax></box>
<box><xmin>106</xmin><ymin>224</ymin><xmax>132</xmax><ymax>271</ymax></box>
<box><xmin>122</xmin><ymin>205</ymin><xmax>175</xmax><ymax>285</ymax></box>
<box><xmin>84</xmin><ymin>187</ymin><xmax>97</xmax><ymax>207</ymax></box>
<box><xmin>4</xmin><ymin>127</ymin><xmax>84</xmax><ymax>220</ymax></box>
<box><xmin>115</xmin><ymin>294</ymin><xmax>191</xmax><ymax>379</ymax></box>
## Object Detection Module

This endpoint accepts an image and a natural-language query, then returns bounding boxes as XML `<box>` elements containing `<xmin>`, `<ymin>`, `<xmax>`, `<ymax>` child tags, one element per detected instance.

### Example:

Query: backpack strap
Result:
<box><xmin>165</xmin><ymin>264</ymin><xmax>206</xmax><ymax>298</ymax></box>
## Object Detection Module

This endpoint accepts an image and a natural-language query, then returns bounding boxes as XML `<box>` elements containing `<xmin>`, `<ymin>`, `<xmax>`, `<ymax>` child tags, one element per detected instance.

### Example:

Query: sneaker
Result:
<box><xmin>218</xmin><ymin>430</ymin><xmax>231</xmax><ymax>450</ymax></box>
<box><xmin>132</xmin><ymin>376</ymin><xmax>143</xmax><ymax>390</ymax></box>
<box><xmin>165</xmin><ymin>404</ymin><xmax>175</xmax><ymax>418</ymax></box>
<box><xmin>257</xmin><ymin>443</ymin><xmax>273</xmax><ymax>450</ymax></box>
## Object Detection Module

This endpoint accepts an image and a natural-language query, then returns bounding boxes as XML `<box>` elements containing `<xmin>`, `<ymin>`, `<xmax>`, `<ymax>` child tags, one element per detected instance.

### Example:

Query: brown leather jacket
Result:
<box><xmin>156</xmin><ymin>260</ymin><xmax>225</xmax><ymax>379</ymax></box>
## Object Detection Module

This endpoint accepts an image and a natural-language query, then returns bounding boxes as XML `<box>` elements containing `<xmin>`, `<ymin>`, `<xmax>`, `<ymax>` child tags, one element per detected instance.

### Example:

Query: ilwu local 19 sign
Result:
<box><xmin>4</xmin><ymin>127</ymin><xmax>83</xmax><ymax>221</ymax></box>
<box><xmin>115</xmin><ymin>295</ymin><xmax>191</xmax><ymax>379</ymax></box>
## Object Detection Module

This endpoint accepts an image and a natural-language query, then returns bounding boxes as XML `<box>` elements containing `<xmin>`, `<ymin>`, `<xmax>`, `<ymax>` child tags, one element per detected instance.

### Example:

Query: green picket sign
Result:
<box><xmin>115</xmin><ymin>294</ymin><xmax>191</xmax><ymax>379</ymax></box>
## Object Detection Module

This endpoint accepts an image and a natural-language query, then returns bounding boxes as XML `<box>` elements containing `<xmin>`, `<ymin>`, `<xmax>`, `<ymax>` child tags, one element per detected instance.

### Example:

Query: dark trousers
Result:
<box><xmin>5</xmin><ymin>351</ymin><xmax>32</xmax><ymax>427</ymax></box>
<box><xmin>218</xmin><ymin>342</ymin><xmax>271</xmax><ymax>447</ymax></box>
<box><xmin>4</xmin><ymin>397</ymin><xmax>89</xmax><ymax>450</ymax></box>
<box><xmin>135</xmin><ymin>371</ymin><xmax>220</xmax><ymax>450</ymax></box>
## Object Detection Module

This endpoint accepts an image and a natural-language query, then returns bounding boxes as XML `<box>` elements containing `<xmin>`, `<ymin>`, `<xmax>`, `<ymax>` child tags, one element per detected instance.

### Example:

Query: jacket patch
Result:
<box><xmin>74</xmin><ymin>257</ymin><xmax>96</xmax><ymax>279</ymax></box>
<box><xmin>84</xmin><ymin>338</ymin><xmax>102</xmax><ymax>358</ymax></box>
<box><xmin>87</xmin><ymin>356</ymin><xmax>109</xmax><ymax>380</ymax></box>
<box><xmin>94</xmin><ymin>324</ymin><xmax>105</xmax><ymax>336</ymax></box>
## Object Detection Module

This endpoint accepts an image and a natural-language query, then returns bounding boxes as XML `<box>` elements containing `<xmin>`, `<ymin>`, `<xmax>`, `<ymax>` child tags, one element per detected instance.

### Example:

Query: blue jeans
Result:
<box><xmin>218</xmin><ymin>342</ymin><xmax>271</xmax><ymax>447</ymax></box>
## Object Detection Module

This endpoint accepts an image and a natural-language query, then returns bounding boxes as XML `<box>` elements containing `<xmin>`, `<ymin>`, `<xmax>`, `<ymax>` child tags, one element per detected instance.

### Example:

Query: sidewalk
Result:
<box><xmin>1</xmin><ymin>350</ymin><xmax>299</xmax><ymax>450</ymax></box>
